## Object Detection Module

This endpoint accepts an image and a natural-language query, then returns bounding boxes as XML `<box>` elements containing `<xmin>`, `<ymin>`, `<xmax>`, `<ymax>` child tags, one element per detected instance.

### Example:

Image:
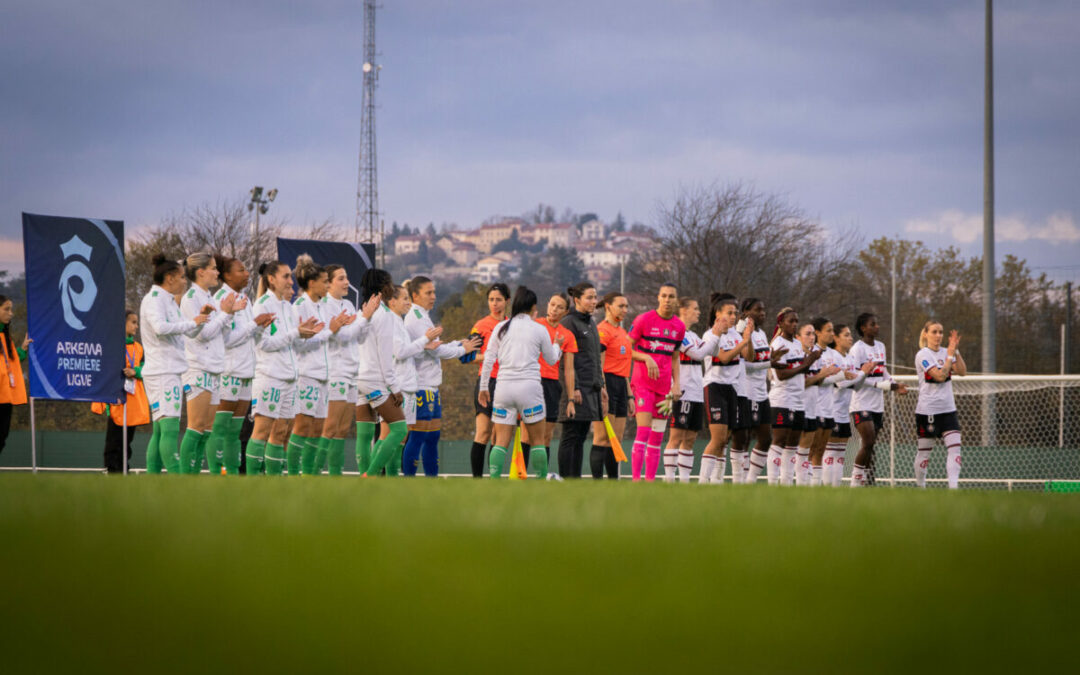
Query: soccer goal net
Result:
<box><xmin>858</xmin><ymin>375</ymin><xmax>1080</xmax><ymax>490</ymax></box>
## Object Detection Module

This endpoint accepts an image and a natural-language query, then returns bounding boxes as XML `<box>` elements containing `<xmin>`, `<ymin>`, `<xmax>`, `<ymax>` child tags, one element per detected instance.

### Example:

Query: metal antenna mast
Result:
<box><xmin>355</xmin><ymin>0</ymin><xmax>380</xmax><ymax>244</ymax></box>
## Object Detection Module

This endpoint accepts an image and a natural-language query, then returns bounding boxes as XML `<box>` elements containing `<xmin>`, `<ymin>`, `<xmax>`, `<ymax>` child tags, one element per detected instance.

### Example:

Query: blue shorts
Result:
<box><xmin>415</xmin><ymin>389</ymin><xmax>442</xmax><ymax>421</ymax></box>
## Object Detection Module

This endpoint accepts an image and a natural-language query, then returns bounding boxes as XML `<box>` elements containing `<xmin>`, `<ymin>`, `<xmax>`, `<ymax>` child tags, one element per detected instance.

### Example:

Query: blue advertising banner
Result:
<box><xmin>22</xmin><ymin>213</ymin><xmax>126</xmax><ymax>402</ymax></box>
<box><xmin>276</xmin><ymin>238</ymin><xmax>376</xmax><ymax>309</ymax></box>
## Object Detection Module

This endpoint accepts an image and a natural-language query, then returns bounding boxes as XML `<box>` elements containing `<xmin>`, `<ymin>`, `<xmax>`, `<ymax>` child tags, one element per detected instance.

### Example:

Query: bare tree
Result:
<box><xmin>124</xmin><ymin>196</ymin><xmax>287</xmax><ymax>309</ymax></box>
<box><xmin>629</xmin><ymin>183</ymin><xmax>863</xmax><ymax>329</ymax></box>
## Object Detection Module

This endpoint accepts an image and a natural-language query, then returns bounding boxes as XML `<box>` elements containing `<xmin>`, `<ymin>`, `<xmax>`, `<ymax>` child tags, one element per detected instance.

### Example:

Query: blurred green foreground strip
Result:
<box><xmin>1</xmin><ymin>475</ymin><xmax>1078</xmax><ymax>674</ymax></box>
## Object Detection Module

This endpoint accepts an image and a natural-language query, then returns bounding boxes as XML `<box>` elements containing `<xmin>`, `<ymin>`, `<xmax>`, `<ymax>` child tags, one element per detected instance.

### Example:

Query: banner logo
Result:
<box><xmin>58</xmin><ymin>235</ymin><xmax>98</xmax><ymax>330</ymax></box>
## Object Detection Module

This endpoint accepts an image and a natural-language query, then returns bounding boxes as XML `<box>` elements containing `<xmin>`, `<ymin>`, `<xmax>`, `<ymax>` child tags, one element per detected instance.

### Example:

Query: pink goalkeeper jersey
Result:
<box><xmin>629</xmin><ymin>310</ymin><xmax>686</xmax><ymax>395</ymax></box>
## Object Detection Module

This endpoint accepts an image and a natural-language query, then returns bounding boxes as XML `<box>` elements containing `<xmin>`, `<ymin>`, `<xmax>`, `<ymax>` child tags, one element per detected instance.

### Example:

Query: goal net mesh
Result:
<box><xmin>850</xmin><ymin>375</ymin><xmax>1080</xmax><ymax>490</ymax></box>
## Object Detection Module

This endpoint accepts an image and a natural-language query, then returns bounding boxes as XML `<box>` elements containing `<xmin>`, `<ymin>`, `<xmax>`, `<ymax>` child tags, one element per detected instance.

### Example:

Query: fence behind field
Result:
<box><xmin>3</xmin><ymin>375</ymin><xmax>1079</xmax><ymax>489</ymax></box>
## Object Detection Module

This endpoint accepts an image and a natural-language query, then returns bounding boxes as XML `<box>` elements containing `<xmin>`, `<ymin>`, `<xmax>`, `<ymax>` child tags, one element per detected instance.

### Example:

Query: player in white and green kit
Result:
<box><xmin>213</xmin><ymin>255</ymin><xmax>273</xmax><ymax>474</ymax></box>
<box><xmin>178</xmin><ymin>252</ymin><xmax>240</xmax><ymax>474</ymax></box>
<box><xmin>139</xmin><ymin>254</ymin><xmax>208</xmax><ymax>473</ymax></box>
<box><xmin>247</xmin><ymin>260</ymin><xmax>324</xmax><ymax>475</ymax></box>
<box><xmin>318</xmin><ymin>264</ymin><xmax>377</xmax><ymax>475</ymax></box>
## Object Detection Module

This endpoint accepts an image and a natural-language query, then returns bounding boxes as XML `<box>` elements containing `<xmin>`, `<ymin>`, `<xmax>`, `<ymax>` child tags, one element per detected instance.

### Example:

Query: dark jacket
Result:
<box><xmin>557</xmin><ymin>307</ymin><xmax>604</xmax><ymax>423</ymax></box>
<box><xmin>561</xmin><ymin>308</ymin><xmax>604</xmax><ymax>392</ymax></box>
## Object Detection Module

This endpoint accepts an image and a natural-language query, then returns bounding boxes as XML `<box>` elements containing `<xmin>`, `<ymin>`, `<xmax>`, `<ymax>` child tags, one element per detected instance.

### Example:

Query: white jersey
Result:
<box><xmin>768</xmin><ymin>335</ymin><xmax>806</xmax><ymax>411</ymax></box>
<box><xmin>819</xmin><ymin>347</ymin><xmax>851</xmax><ymax>421</ymax></box>
<box><xmin>215</xmin><ymin>288</ymin><xmax>259</xmax><ymax>379</ymax></box>
<box><xmin>676</xmin><ymin>329</ymin><xmax>709</xmax><ymax>404</ymax></box>
<box><xmin>405</xmin><ymin>304</ymin><xmax>466</xmax><ymax>390</ymax></box>
<box><xmin>357</xmin><ymin>303</ymin><xmax>399</xmax><ymax>393</ymax></box>
<box><xmin>324</xmin><ymin>294</ymin><xmax>371</xmax><ymax>382</ymax></box>
<box><xmin>803</xmin><ymin>344</ymin><xmax>822</xmax><ymax>418</ymax></box>
<box><xmin>179</xmin><ymin>284</ymin><xmax>232</xmax><ymax>375</ymax></box>
<box><xmin>480</xmin><ymin>314</ymin><xmax>561</xmax><ymax>388</ymax></box>
<box><xmin>703</xmin><ymin>328</ymin><xmax>744</xmax><ymax>390</ymax></box>
<box><xmin>744</xmin><ymin>327</ymin><xmax>771</xmax><ymax>402</ymax></box>
<box><xmin>140</xmin><ymin>285</ymin><xmax>203</xmax><ymax>377</ymax></box>
<box><xmin>293</xmin><ymin>292</ymin><xmax>331</xmax><ymax>382</ymax></box>
<box><xmin>849</xmin><ymin>339</ymin><xmax>891</xmax><ymax>413</ymax></box>
<box><xmin>253</xmin><ymin>292</ymin><xmax>302</xmax><ymax>382</ymax></box>
<box><xmin>393</xmin><ymin>311</ymin><xmax>431</xmax><ymax>393</ymax></box>
<box><xmin>915</xmin><ymin>346</ymin><xmax>957</xmax><ymax>415</ymax></box>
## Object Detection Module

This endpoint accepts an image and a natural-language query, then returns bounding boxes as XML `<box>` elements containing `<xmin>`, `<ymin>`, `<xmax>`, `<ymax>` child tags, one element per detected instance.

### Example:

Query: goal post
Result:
<box><xmin>857</xmin><ymin>375</ymin><xmax>1080</xmax><ymax>490</ymax></box>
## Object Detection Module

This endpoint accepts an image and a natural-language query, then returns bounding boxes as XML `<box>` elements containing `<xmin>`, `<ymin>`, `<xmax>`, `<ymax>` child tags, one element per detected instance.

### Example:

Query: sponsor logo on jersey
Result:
<box><xmin>523</xmin><ymin>405</ymin><xmax>543</xmax><ymax>417</ymax></box>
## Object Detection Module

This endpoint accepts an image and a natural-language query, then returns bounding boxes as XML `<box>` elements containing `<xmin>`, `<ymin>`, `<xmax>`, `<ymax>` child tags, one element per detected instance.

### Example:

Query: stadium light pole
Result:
<box><xmin>248</xmin><ymin>186</ymin><xmax>278</xmax><ymax>281</ymax></box>
<box><xmin>983</xmin><ymin>0</ymin><xmax>996</xmax><ymax>446</ymax></box>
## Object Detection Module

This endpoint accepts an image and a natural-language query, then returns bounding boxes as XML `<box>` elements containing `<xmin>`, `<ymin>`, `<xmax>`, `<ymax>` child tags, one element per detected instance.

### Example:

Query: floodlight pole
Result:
<box><xmin>982</xmin><ymin>0</ymin><xmax>997</xmax><ymax>447</ymax></box>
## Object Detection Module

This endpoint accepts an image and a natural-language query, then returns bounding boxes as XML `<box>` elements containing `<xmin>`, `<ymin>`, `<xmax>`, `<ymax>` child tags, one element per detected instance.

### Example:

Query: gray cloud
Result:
<box><xmin>2</xmin><ymin>0</ymin><xmax>1077</xmax><ymax>278</ymax></box>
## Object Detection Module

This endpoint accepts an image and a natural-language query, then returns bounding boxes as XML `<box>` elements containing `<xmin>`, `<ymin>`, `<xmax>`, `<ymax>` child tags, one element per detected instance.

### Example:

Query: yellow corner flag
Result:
<box><xmin>604</xmin><ymin>417</ymin><xmax>627</xmax><ymax>462</ymax></box>
<box><xmin>508</xmin><ymin>425</ymin><xmax>528</xmax><ymax>480</ymax></box>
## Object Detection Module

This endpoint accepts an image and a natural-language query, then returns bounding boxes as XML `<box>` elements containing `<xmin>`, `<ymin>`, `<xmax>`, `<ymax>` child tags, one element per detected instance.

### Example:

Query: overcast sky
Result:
<box><xmin>2</xmin><ymin>0</ymin><xmax>1078</xmax><ymax>280</ymax></box>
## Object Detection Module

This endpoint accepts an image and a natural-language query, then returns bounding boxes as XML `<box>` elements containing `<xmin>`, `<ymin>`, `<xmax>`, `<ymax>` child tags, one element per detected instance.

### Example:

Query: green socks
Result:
<box><xmin>246</xmin><ymin>439</ymin><xmax>266</xmax><ymax>475</ymax></box>
<box><xmin>530</xmin><ymin>446</ymin><xmax>548</xmax><ymax>479</ymax></box>
<box><xmin>299</xmin><ymin>435</ymin><xmax>323</xmax><ymax>475</ymax></box>
<box><xmin>286</xmin><ymin>434</ymin><xmax>306</xmax><ymax>475</ymax></box>
<box><xmin>366</xmin><ymin>421</ymin><xmax>407</xmax><ymax>476</ymax></box>
<box><xmin>179</xmin><ymin>430</ymin><xmax>203</xmax><ymax>475</ymax></box>
<box><xmin>489</xmin><ymin>445</ymin><xmax>508</xmax><ymax>478</ymax></box>
<box><xmin>206</xmin><ymin>411</ymin><xmax>232</xmax><ymax>475</ymax></box>
<box><xmin>311</xmin><ymin>437</ymin><xmax>328</xmax><ymax>475</ymax></box>
<box><xmin>385</xmin><ymin>439</ymin><xmax>402</xmax><ymax>476</ymax></box>
<box><xmin>327</xmin><ymin>438</ymin><xmax>346</xmax><ymax>475</ymax></box>
<box><xmin>223</xmin><ymin>416</ymin><xmax>244</xmax><ymax>475</ymax></box>
<box><xmin>158</xmin><ymin>417</ymin><xmax>181</xmax><ymax>473</ymax></box>
<box><xmin>355</xmin><ymin>421</ymin><xmax>375</xmax><ymax>474</ymax></box>
<box><xmin>145</xmin><ymin>421</ymin><xmax>162</xmax><ymax>474</ymax></box>
<box><xmin>265</xmin><ymin>443</ymin><xmax>286</xmax><ymax>475</ymax></box>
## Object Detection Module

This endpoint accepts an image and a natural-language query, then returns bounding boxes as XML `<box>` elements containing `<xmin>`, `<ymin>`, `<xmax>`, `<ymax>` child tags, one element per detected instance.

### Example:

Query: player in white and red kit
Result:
<box><xmin>914</xmin><ymin>321</ymin><xmax>967</xmax><ymax>488</ymax></box>
<box><xmin>736</xmin><ymin>299</ymin><xmax>774</xmax><ymax>483</ymax></box>
<box><xmin>628</xmin><ymin>283</ymin><xmax>685</xmax><ymax>481</ymax></box>
<box><xmin>848</xmin><ymin>313</ymin><xmax>908</xmax><ymax>487</ymax></box>
<box><xmin>699</xmin><ymin>294</ymin><xmax>754</xmax><ymax>484</ymax></box>
<box><xmin>757</xmin><ymin>308</ymin><xmax>821</xmax><ymax>485</ymax></box>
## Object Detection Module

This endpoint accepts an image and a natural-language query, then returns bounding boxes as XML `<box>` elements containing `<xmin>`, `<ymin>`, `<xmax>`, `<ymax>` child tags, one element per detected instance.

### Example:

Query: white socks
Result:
<box><xmin>944</xmin><ymin>431</ymin><xmax>962</xmax><ymax>489</ymax></box>
<box><xmin>794</xmin><ymin>449</ymin><xmax>811</xmax><ymax>486</ymax></box>
<box><xmin>780</xmin><ymin>446</ymin><xmax>796</xmax><ymax>485</ymax></box>
<box><xmin>823</xmin><ymin>443</ymin><xmax>845</xmax><ymax>487</ymax></box>
<box><xmin>699</xmin><ymin>454</ymin><xmax>717</xmax><ymax>484</ymax></box>
<box><xmin>850</xmin><ymin>463</ymin><xmax>866</xmax><ymax>487</ymax></box>
<box><xmin>729</xmin><ymin>451</ymin><xmax>747</xmax><ymax>484</ymax></box>
<box><xmin>811</xmin><ymin>465</ymin><xmax>822</xmax><ymax>487</ymax></box>
<box><xmin>711</xmin><ymin>452</ymin><xmax>727</xmax><ymax>484</ymax></box>
<box><xmin>663</xmin><ymin>448</ymin><xmax>678</xmax><ymax>483</ymax></box>
<box><xmin>747</xmin><ymin>448</ymin><xmax>768</xmax><ymax>484</ymax></box>
<box><xmin>678</xmin><ymin>450</ymin><xmax>694</xmax><ymax>483</ymax></box>
<box><xmin>914</xmin><ymin>437</ymin><xmax>934</xmax><ymax>488</ymax></box>
<box><xmin>766</xmin><ymin>445</ymin><xmax>782</xmax><ymax>485</ymax></box>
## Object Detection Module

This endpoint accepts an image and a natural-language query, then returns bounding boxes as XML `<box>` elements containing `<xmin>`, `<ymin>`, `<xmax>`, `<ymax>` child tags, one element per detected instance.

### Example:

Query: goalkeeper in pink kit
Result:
<box><xmin>628</xmin><ymin>283</ymin><xmax>685</xmax><ymax>481</ymax></box>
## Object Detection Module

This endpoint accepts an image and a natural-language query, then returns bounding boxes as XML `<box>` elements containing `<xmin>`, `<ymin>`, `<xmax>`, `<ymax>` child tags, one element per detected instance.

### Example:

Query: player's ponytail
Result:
<box><xmin>361</xmin><ymin>268</ymin><xmax>395</xmax><ymax>303</ymax></box>
<box><xmin>774</xmin><ymin>307</ymin><xmax>796</xmax><ymax>340</ymax></box>
<box><xmin>710</xmin><ymin>292</ymin><xmax>736</xmax><ymax>324</ymax></box>
<box><xmin>151</xmin><ymin>252</ymin><xmax>182</xmax><ymax>286</ymax></box>
<box><xmin>183</xmin><ymin>252</ymin><xmax>214</xmax><ymax>283</ymax></box>
<box><xmin>498</xmin><ymin>286</ymin><xmax>537</xmax><ymax>340</ymax></box>
<box><xmin>294</xmin><ymin>254</ymin><xmax>324</xmax><ymax>291</ymax></box>
<box><xmin>918</xmin><ymin>320</ymin><xmax>941</xmax><ymax>349</ymax></box>
<box><xmin>257</xmin><ymin>260</ymin><xmax>286</xmax><ymax>298</ymax></box>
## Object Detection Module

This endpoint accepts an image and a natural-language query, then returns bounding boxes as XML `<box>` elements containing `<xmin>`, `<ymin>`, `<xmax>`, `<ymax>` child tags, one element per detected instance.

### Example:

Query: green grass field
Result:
<box><xmin>1</xmin><ymin>475</ymin><xmax>1077</xmax><ymax>673</ymax></box>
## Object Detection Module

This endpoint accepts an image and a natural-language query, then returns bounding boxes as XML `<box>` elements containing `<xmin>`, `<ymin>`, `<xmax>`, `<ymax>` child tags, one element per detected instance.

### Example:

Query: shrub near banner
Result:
<box><xmin>21</xmin><ymin>213</ymin><xmax>126</xmax><ymax>403</ymax></box>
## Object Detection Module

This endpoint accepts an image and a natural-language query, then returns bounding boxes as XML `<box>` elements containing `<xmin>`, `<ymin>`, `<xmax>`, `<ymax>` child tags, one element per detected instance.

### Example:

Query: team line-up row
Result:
<box><xmin>74</xmin><ymin>252</ymin><xmax>968</xmax><ymax>484</ymax></box>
